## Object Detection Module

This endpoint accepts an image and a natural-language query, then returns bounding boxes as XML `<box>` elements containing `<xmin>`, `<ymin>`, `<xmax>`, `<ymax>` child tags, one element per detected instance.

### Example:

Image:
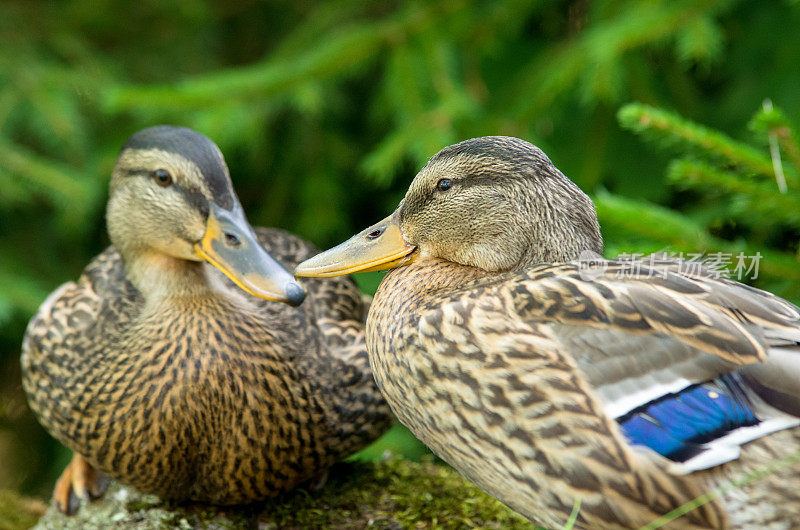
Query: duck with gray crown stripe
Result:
<box><xmin>296</xmin><ymin>135</ymin><xmax>800</xmax><ymax>529</ymax></box>
<box><xmin>21</xmin><ymin>125</ymin><xmax>392</xmax><ymax>515</ymax></box>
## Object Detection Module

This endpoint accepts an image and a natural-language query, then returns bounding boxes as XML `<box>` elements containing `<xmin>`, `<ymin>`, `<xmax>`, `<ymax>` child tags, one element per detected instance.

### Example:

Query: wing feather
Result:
<box><xmin>416</xmin><ymin>258</ymin><xmax>800</xmax><ymax>440</ymax></box>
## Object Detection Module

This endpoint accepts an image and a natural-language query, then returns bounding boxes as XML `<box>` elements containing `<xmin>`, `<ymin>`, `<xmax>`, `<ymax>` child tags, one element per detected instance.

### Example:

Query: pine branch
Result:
<box><xmin>675</xmin><ymin>14</ymin><xmax>724</xmax><ymax>64</ymax></box>
<box><xmin>594</xmin><ymin>190</ymin><xmax>711</xmax><ymax>249</ymax></box>
<box><xmin>618</xmin><ymin>103</ymin><xmax>775</xmax><ymax>177</ymax></box>
<box><xmin>104</xmin><ymin>23</ymin><xmax>387</xmax><ymax>110</ymax></box>
<box><xmin>750</xmin><ymin>102</ymin><xmax>800</xmax><ymax>174</ymax></box>
<box><xmin>594</xmin><ymin>191</ymin><xmax>800</xmax><ymax>281</ymax></box>
<box><xmin>360</xmin><ymin>128</ymin><xmax>415</xmax><ymax>187</ymax></box>
<box><xmin>667</xmin><ymin>159</ymin><xmax>800</xmax><ymax>225</ymax></box>
<box><xmin>0</xmin><ymin>140</ymin><xmax>90</xmax><ymax>206</ymax></box>
<box><xmin>103</xmin><ymin>1</ymin><xmax>469</xmax><ymax>111</ymax></box>
<box><xmin>504</xmin><ymin>0</ymin><xmax>735</xmax><ymax>119</ymax></box>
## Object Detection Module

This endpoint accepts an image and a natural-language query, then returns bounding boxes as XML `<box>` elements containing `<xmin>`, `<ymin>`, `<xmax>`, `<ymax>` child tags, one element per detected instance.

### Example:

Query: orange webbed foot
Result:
<box><xmin>53</xmin><ymin>453</ymin><xmax>108</xmax><ymax>514</ymax></box>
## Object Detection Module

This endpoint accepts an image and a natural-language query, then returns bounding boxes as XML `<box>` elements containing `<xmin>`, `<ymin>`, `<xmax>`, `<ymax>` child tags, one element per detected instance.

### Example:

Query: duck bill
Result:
<box><xmin>195</xmin><ymin>203</ymin><xmax>305</xmax><ymax>306</ymax></box>
<box><xmin>295</xmin><ymin>212</ymin><xmax>417</xmax><ymax>278</ymax></box>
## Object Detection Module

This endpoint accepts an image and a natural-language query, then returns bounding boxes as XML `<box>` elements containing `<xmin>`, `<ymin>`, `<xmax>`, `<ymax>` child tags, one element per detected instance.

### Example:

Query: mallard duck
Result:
<box><xmin>22</xmin><ymin>125</ymin><xmax>391</xmax><ymax>513</ymax></box>
<box><xmin>295</xmin><ymin>136</ymin><xmax>800</xmax><ymax>529</ymax></box>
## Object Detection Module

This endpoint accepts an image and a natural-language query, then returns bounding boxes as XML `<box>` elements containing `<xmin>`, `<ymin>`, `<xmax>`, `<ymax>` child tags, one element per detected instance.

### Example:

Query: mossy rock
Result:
<box><xmin>31</xmin><ymin>458</ymin><xmax>531</xmax><ymax>529</ymax></box>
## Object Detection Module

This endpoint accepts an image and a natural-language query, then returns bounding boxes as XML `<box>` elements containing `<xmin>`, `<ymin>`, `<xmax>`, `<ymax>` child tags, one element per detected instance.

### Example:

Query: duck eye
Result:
<box><xmin>436</xmin><ymin>178</ymin><xmax>453</xmax><ymax>192</ymax></box>
<box><xmin>153</xmin><ymin>169</ymin><xmax>172</xmax><ymax>187</ymax></box>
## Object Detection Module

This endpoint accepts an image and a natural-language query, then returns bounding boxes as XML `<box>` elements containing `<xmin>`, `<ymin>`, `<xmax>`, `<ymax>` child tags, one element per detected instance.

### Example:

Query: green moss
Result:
<box><xmin>256</xmin><ymin>458</ymin><xmax>530</xmax><ymax>529</ymax></box>
<box><xmin>30</xmin><ymin>458</ymin><xmax>531</xmax><ymax>529</ymax></box>
<box><xmin>0</xmin><ymin>489</ymin><xmax>47</xmax><ymax>530</ymax></box>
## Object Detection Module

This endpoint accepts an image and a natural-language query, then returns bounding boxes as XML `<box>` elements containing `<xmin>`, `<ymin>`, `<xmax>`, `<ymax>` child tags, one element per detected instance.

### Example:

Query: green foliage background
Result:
<box><xmin>1</xmin><ymin>0</ymin><xmax>800</xmax><ymax>500</ymax></box>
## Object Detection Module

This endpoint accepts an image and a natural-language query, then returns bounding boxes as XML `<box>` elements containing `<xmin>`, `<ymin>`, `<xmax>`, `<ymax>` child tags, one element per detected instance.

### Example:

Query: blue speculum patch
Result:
<box><xmin>618</xmin><ymin>375</ymin><xmax>759</xmax><ymax>461</ymax></box>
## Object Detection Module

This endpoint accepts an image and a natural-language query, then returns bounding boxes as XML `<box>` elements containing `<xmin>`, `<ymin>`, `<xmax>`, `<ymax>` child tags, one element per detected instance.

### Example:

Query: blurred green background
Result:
<box><xmin>2</xmin><ymin>0</ymin><xmax>800</xmax><ymax>501</ymax></box>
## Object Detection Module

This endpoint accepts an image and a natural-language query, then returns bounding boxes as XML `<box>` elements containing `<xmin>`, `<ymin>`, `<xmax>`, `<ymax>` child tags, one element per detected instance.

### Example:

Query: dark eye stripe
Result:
<box><xmin>174</xmin><ymin>185</ymin><xmax>210</xmax><ymax>218</ymax></box>
<box><xmin>118</xmin><ymin>168</ymin><xmax>150</xmax><ymax>178</ymax></box>
<box><xmin>120</xmin><ymin>168</ymin><xmax>209</xmax><ymax>217</ymax></box>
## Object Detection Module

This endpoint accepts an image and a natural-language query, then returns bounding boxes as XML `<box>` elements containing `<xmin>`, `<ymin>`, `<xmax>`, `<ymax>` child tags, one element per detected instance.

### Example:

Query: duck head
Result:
<box><xmin>295</xmin><ymin>136</ymin><xmax>603</xmax><ymax>278</ymax></box>
<box><xmin>107</xmin><ymin>125</ymin><xmax>305</xmax><ymax>306</ymax></box>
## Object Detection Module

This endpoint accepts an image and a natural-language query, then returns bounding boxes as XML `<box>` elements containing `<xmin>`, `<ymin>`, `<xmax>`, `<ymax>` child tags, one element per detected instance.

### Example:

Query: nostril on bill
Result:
<box><xmin>224</xmin><ymin>232</ymin><xmax>242</xmax><ymax>248</ymax></box>
<box><xmin>285</xmin><ymin>283</ymin><xmax>306</xmax><ymax>307</ymax></box>
<box><xmin>366</xmin><ymin>229</ymin><xmax>383</xmax><ymax>240</ymax></box>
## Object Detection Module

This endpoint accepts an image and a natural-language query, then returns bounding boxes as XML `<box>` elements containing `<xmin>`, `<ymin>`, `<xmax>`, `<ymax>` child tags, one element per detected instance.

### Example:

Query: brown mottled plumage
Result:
<box><xmin>296</xmin><ymin>136</ymin><xmax>800</xmax><ymax>529</ymax></box>
<box><xmin>22</xmin><ymin>126</ymin><xmax>391</xmax><ymax>513</ymax></box>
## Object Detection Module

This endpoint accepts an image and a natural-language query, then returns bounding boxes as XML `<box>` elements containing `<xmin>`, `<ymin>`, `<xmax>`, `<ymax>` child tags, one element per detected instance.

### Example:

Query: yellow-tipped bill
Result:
<box><xmin>295</xmin><ymin>212</ymin><xmax>416</xmax><ymax>278</ymax></box>
<box><xmin>195</xmin><ymin>203</ymin><xmax>305</xmax><ymax>306</ymax></box>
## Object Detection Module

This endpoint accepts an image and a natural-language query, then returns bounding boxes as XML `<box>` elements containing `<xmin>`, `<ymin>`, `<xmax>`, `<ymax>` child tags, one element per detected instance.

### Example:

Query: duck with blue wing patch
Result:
<box><xmin>296</xmin><ymin>136</ymin><xmax>800</xmax><ymax>529</ymax></box>
<box><xmin>619</xmin><ymin>374</ymin><xmax>798</xmax><ymax>472</ymax></box>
